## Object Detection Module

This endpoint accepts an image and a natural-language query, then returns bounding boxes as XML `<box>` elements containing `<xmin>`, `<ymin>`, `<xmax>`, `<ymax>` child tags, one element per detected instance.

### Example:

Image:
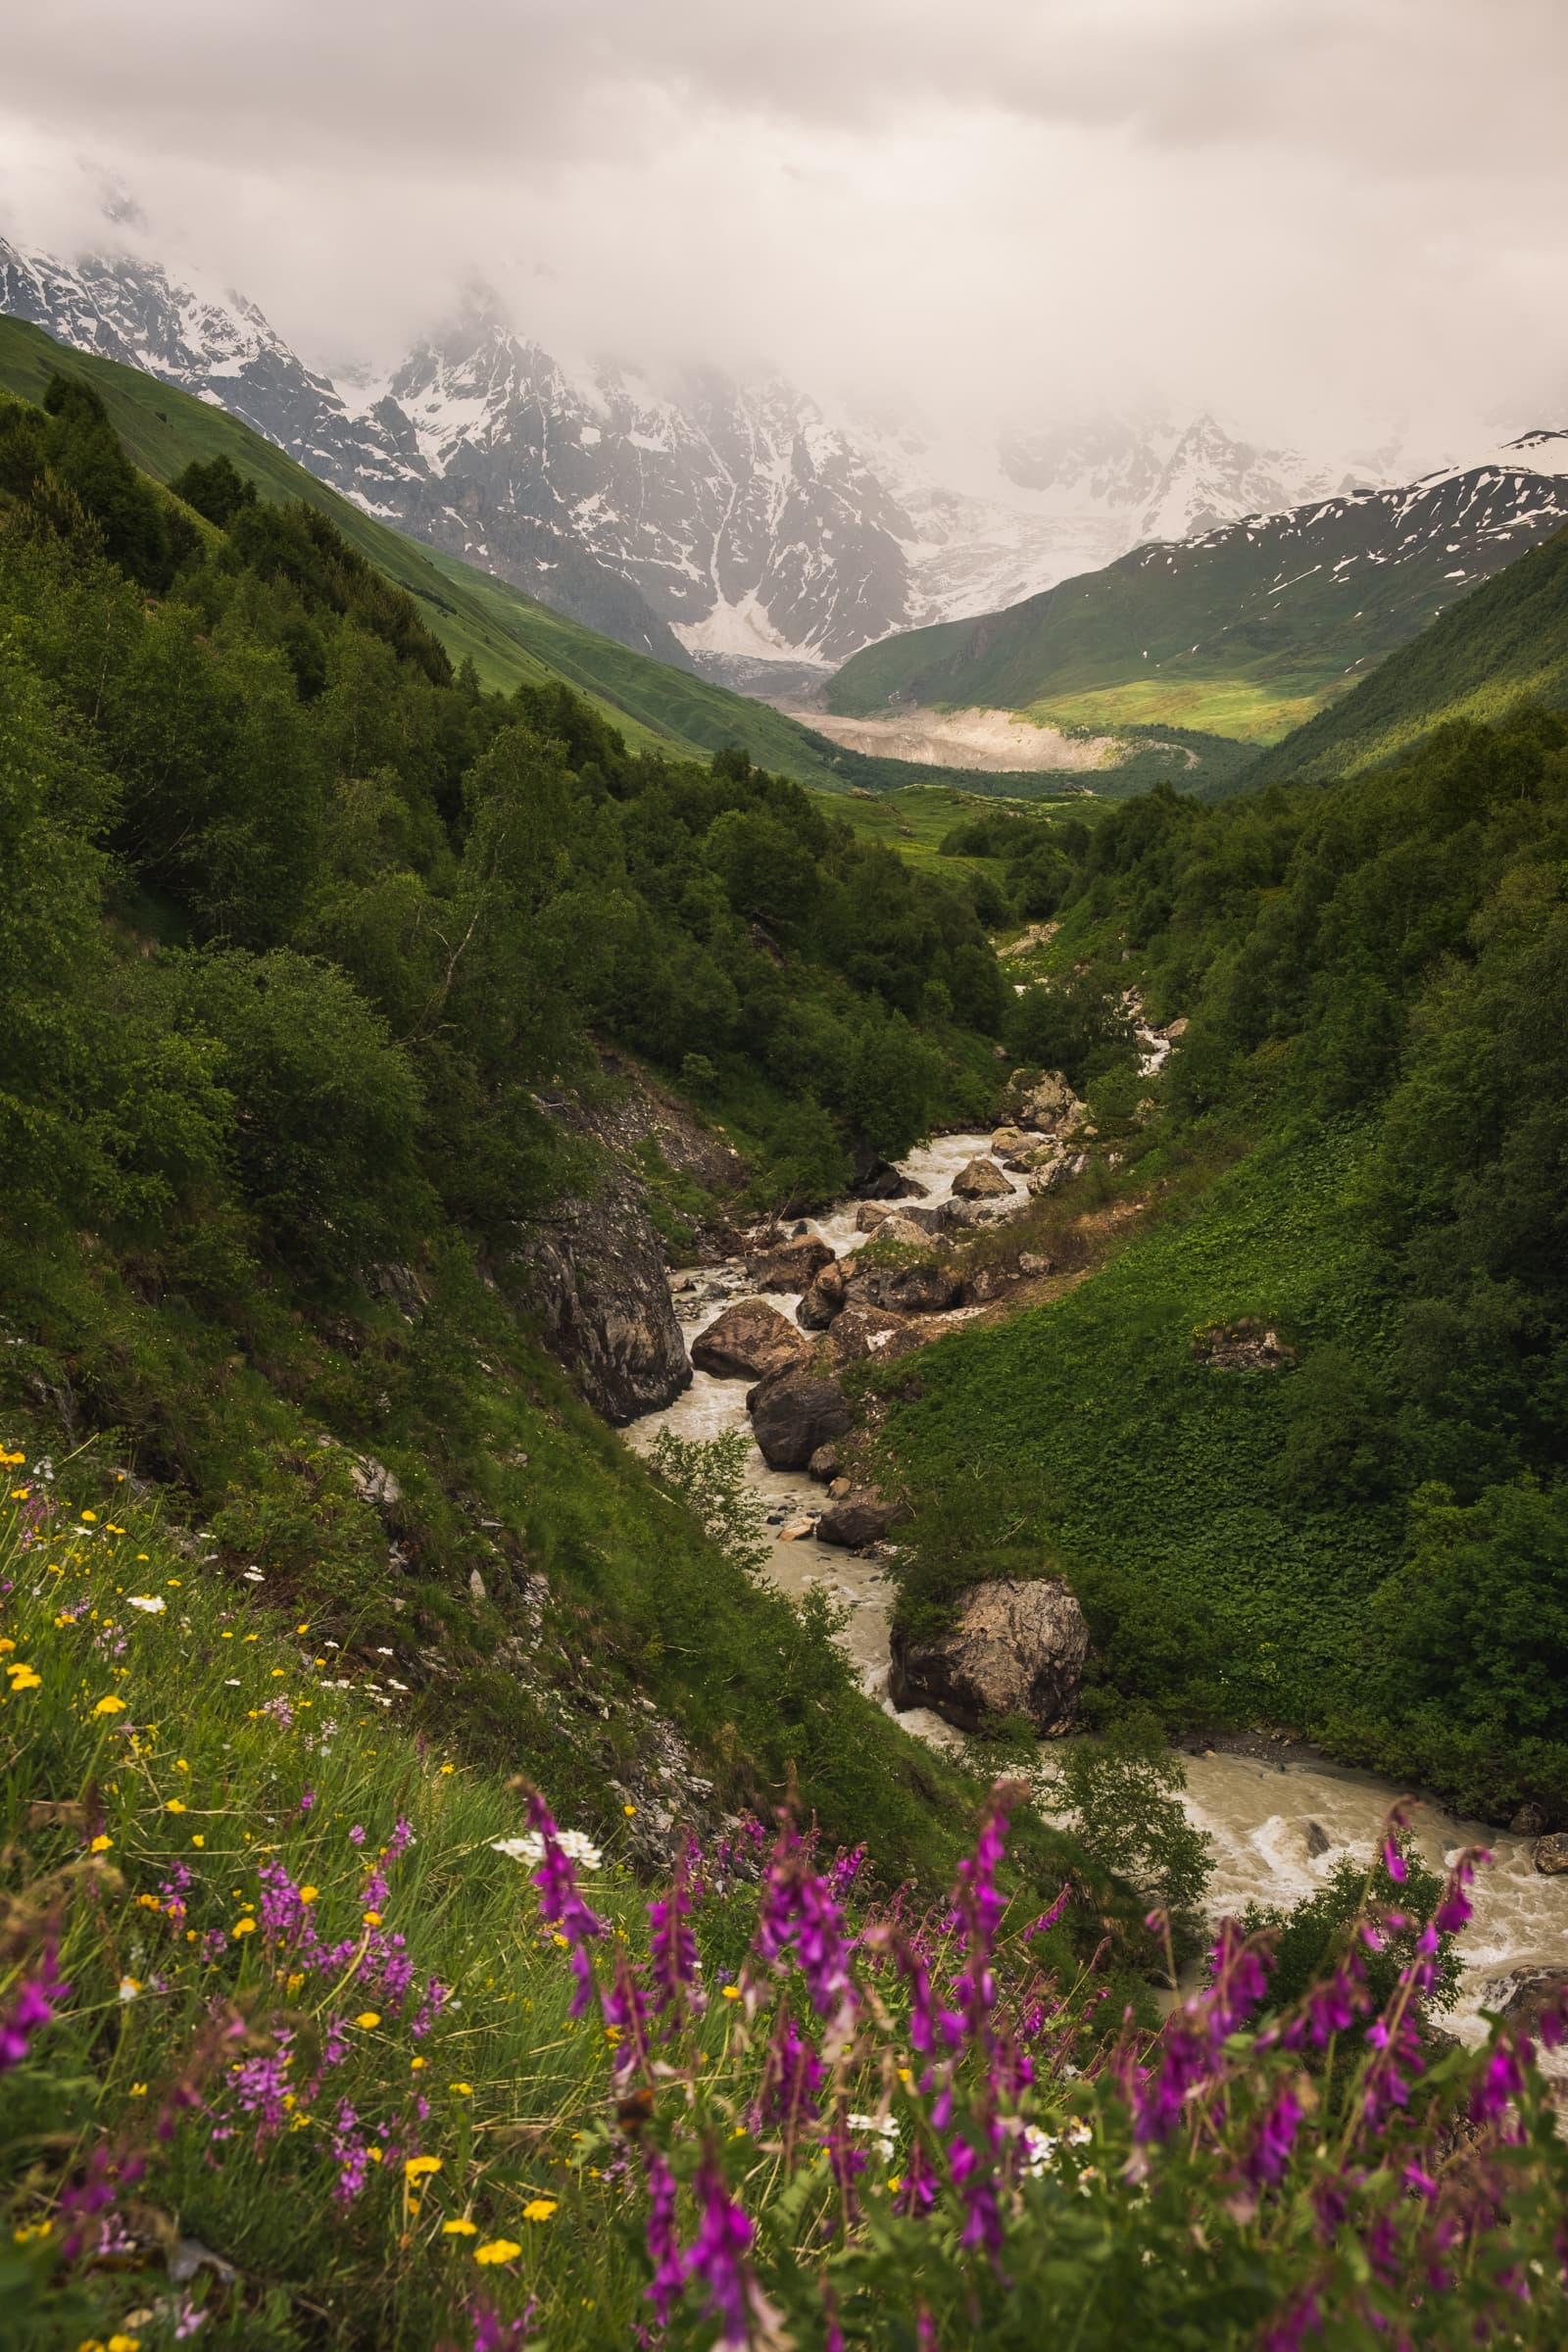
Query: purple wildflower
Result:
<box><xmin>648</xmin><ymin>1849</ymin><xmax>705</xmax><ymax>2024</ymax></box>
<box><xmin>755</xmin><ymin>1812</ymin><xmax>856</xmax><ymax>2025</ymax></box>
<box><xmin>682</xmin><ymin>2154</ymin><xmax>754</xmax><ymax>2348</ymax></box>
<box><xmin>527</xmin><ymin>1792</ymin><xmax>607</xmax><ymax>2019</ymax></box>
<box><xmin>644</xmin><ymin>2145</ymin><xmax>685</xmax><ymax>2327</ymax></box>
<box><xmin>348</xmin><ymin>1824</ymin><xmax>367</xmax><ymax>1847</ymax></box>
<box><xmin>1470</xmin><ymin>2036</ymin><xmax>1528</xmax><ymax>2128</ymax></box>
<box><xmin>756</xmin><ymin>2006</ymin><xmax>824</xmax><ymax>2132</ymax></box>
<box><xmin>1025</xmin><ymin>1882</ymin><xmax>1073</xmax><ymax>1939</ymax></box>
<box><xmin>0</xmin><ymin>1939</ymin><xmax>70</xmax><ymax>2071</ymax></box>
<box><xmin>1246</xmin><ymin>2083</ymin><xmax>1303</xmax><ymax>2187</ymax></box>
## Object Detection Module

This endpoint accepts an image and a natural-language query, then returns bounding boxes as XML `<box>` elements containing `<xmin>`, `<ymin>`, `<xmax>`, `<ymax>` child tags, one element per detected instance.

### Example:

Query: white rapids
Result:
<box><xmin>624</xmin><ymin>1132</ymin><xmax>1568</xmax><ymax>2045</ymax></box>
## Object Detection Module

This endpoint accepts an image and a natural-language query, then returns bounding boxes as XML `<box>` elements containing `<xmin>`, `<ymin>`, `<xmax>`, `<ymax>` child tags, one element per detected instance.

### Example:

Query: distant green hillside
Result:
<box><xmin>0</xmin><ymin>312</ymin><xmax>893</xmax><ymax>791</ymax></box>
<box><xmin>1236</xmin><ymin>525</ymin><xmax>1568</xmax><ymax>790</ymax></box>
<box><xmin>828</xmin><ymin>463</ymin><xmax>1568</xmax><ymax>749</ymax></box>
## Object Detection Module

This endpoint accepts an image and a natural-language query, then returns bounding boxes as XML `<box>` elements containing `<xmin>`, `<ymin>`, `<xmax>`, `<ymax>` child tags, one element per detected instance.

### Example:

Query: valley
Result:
<box><xmin>6</xmin><ymin>247</ymin><xmax>1568</xmax><ymax>2350</ymax></box>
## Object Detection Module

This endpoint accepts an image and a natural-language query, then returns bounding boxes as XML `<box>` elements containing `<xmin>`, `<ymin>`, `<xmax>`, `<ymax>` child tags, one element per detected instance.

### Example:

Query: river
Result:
<box><xmin>624</xmin><ymin>1131</ymin><xmax>1568</xmax><ymax>2049</ymax></box>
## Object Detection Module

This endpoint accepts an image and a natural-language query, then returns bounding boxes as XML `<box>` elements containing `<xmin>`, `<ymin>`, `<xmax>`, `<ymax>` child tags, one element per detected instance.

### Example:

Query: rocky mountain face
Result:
<box><xmin>1</xmin><ymin>227</ymin><xmax>1406</xmax><ymax>678</ymax></box>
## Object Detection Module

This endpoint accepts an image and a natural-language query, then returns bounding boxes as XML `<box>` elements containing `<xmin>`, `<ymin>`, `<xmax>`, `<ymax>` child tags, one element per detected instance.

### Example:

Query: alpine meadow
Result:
<box><xmin>5</xmin><ymin>11</ymin><xmax>1568</xmax><ymax>2349</ymax></box>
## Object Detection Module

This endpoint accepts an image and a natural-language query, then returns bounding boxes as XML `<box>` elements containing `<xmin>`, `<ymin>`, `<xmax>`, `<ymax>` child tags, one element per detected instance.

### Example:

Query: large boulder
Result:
<box><xmin>876</xmin><ymin>1212</ymin><xmax>943</xmax><ymax>1248</ymax></box>
<box><xmin>691</xmin><ymin>1299</ymin><xmax>812</xmax><ymax>1381</ymax></box>
<box><xmin>816</xmin><ymin>1489</ymin><xmax>900</xmax><ymax>1547</ymax></box>
<box><xmin>825</xmin><ymin>1304</ymin><xmax>924</xmax><ymax>1368</ymax></box>
<box><xmin>1487</xmin><ymin>1969</ymin><xmax>1568</xmax><ymax>2033</ymax></box>
<box><xmin>508</xmin><ymin>1160</ymin><xmax>690</xmax><ymax>1426</ymax></box>
<box><xmin>952</xmin><ymin>1155</ymin><xmax>1012</xmax><ymax>1200</ymax></box>
<box><xmin>797</xmin><ymin>1259</ymin><xmax>851</xmax><ymax>1331</ymax></box>
<box><xmin>850</xmin><ymin>1258</ymin><xmax>965</xmax><ymax>1315</ymax></box>
<box><xmin>1006</xmin><ymin>1068</ymin><xmax>1087</xmax><ymax>1135</ymax></box>
<box><xmin>747</xmin><ymin>1236</ymin><xmax>835</xmax><ymax>1293</ymax></box>
<box><xmin>1533</xmin><ymin>1833</ymin><xmax>1568</xmax><ymax>1876</ymax></box>
<box><xmin>747</xmin><ymin>1367</ymin><xmax>854</xmax><ymax>1470</ymax></box>
<box><xmin>889</xmin><ymin>1577</ymin><xmax>1089</xmax><ymax>1735</ymax></box>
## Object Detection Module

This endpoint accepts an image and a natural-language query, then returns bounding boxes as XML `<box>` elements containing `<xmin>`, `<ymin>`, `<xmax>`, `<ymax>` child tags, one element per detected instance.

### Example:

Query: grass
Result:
<box><xmin>865</xmin><ymin>1120</ymin><xmax>1404</xmax><ymax>1733</ymax></box>
<box><xmin>0</xmin><ymin>1472</ymin><xmax>1095</xmax><ymax>2348</ymax></box>
<box><xmin>1238</xmin><ymin>526</ymin><xmax>1568</xmax><ymax>790</ymax></box>
<box><xmin>1026</xmin><ymin>677</ymin><xmax>1324</xmax><ymax>746</ymax></box>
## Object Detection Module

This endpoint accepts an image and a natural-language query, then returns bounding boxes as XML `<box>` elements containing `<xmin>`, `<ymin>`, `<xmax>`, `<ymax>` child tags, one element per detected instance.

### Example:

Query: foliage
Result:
<box><xmin>1039</xmin><ymin>1716</ymin><xmax>1213</xmax><ymax>1927</ymax></box>
<box><xmin>648</xmin><ymin>1430</ymin><xmax>773</xmax><ymax>1579</ymax></box>
<box><xmin>0</xmin><ymin>1494</ymin><xmax>1547</xmax><ymax>2352</ymax></box>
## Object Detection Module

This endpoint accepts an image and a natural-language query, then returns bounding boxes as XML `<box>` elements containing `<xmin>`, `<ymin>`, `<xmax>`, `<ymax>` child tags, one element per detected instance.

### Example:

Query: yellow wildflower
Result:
<box><xmin>622</xmin><ymin>1803</ymin><xmax>637</xmax><ymax>1816</ymax></box>
<box><xmin>191</xmin><ymin>1834</ymin><xmax>205</xmax><ymax>1847</ymax></box>
<box><xmin>721</xmin><ymin>1984</ymin><xmax>741</xmax><ymax>2002</ymax></box>
<box><xmin>451</xmin><ymin>2082</ymin><xmax>473</xmax><ymax>2095</ymax></box>
<box><xmin>232</xmin><ymin>1918</ymin><xmax>257</xmax><ymax>1938</ymax></box>
<box><xmin>129</xmin><ymin>2082</ymin><xmax>148</xmax><ymax>2097</ymax></box>
<box><xmin>80</xmin><ymin>1510</ymin><xmax>97</xmax><ymax>1523</ymax></box>
<box><xmin>473</xmin><ymin>2239</ymin><xmax>520</xmax><ymax>2265</ymax></box>
<box><xmin>89</xmin><ymin>1835</ymin><xmax>113</xmax><ymax>1855</ymax></box>
<box><xmin>443</xmin><ymin>2217</ymin><xmax>478</xmax><ymax>2234</ymax></box>
<box><xmin>299</xmin><ymin>1885</ymin><xmax>318</xmax><ymax>1904</ymax></box>
<box><xmin>363</xmin><ymin>1910</ymin><xmax>382</xmax><ymax>1927</ymax></box>
<box><xmin>523</xmin><ymin>2199</ymin><xmax>557</xmax><ymax>2223</ymax></box>
<box><xmin>354</xmin><ymin>2011</ymin><xmax>381</xmax><ymax>2030</ymax></box>
<box><xmin>404</xmin><ymin>2155</ymin><xmax>443</xmax><ymax>2180</ymax></box>
<box><xmin>166</xmin><ymin>1798</ymin><xmax>187</xmax><ymax>1814</ymax></box>
<box><xmin>91</xmin><ymin>1694</ymin><xmax>126</xmax><ymax>1717</ymax></box>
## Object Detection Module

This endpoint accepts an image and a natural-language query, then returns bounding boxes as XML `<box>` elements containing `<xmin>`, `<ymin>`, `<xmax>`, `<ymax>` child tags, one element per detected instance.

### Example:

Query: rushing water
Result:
<box><xmin>625</xmin><ymin>1132</ymin><xmax>1568</xmax><ymax>2046</ymax></box>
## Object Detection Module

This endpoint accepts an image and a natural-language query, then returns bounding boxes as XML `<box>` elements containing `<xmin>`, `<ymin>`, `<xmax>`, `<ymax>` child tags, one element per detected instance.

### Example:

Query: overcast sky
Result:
<box><xmin>3</xmin><ymin>0</ymin><xmax>1566</xmax><ymax>472</ymax></box>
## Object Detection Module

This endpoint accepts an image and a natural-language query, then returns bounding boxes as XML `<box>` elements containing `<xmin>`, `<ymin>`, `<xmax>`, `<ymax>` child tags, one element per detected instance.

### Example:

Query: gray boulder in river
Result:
<box><xmin>747</xmin><ymin>1236</ymin><xmax>836</xmax><ymax>1293</ymax></box>
<box><xmin>747</xmin><ymin>1366</ymin><xmax>854</xmax><ymax>1470</ymax></box>
<box><xmin>691</xmin><ymin>1299</ymin><xmax>811</xmax><ymax>1382</ymax></box>
<box><xmin>890</xmin><ymin>1576</ymin><xmax>1090</xmax><ymax>1735</ymax></box>
<box><xmin>816</xmin><ymin>1489</ymin><xmax>900</xmax><ymax>1547</ymax></box>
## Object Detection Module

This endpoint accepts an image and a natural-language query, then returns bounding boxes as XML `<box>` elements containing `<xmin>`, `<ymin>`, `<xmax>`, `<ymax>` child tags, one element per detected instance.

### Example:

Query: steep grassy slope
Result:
<box><xmin>1237</xmin><ymin>526</ymin><xmax>1568</xmax><ymax>789</ymax></box>
<box><xmin>0</xmin><ymin>314</ymin><xmax>889</xmax><ymax>788</ymax></box>
<box><xmin>827</xmin><ymin>464</ymin><xmax>1568</xmax><ymax>746</ymax></box>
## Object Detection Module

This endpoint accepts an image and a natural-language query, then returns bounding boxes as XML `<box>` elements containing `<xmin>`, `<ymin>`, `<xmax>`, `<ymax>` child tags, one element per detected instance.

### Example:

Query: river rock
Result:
<box><xmin>747</xmin><ymin>1367</ymin><xmax>853</xmax><ymax>1471</ymax></box>
<box><xmin>1490</xmin><ymin>1969</ymin><xmax>1568</xmax><ymax>2033</ymax></box>
<box><xmin>825</xmin><ymin>1304</ymin><xmax>924</xmax><ymax>1367</ymax></box>
<box><xmin>1533</xmin><ymin>1833</ymin><xmax>1568</xmax><ymax>1876</ymax></box>
<box><xmin>1005</xmin><ymin>1068</ymin><xmax>1087</xmax><ymax>1135</ymax></box>
<box><xmin>1510</xmin><ymin>1802</ymin><xmax>1548</xmax><ymax>1838</ymax></box>
<box><xmin>1017</xmin><ymin>1252</ymin><xmax>1051</xmax><ymax>1277</ymax></box>
<box><xmin>952</xmin><ymin>1155</ymin><xmax>1012</xmax><ymax>1200</ymax></box>
<box><xmin>875</xmin><ymin>1212</ymin><xmax>942</xmax><ymax>1248</ymax></box>
<box><xmin>778</xmin><ymin>1516</ymin><xmax>816</xmax><ymax>1542</ymax></box>
<box><xmin>850</xmin><ymin>1258</ymin><xmax>965</xmax><ymax>1315</ymax></box>
<box><xmin>816</xmin><ymin>1489</ymin><xmax>899</xmax><ymax>1548</ymax></box>
<box><xmin>797</xmin><ymin>1260</ymin><xmax>851</xmax><ymax>1330</ymax></box>
<box><xmin>963</xmin><ymin>1265</ymin><xmax>1012</xmax><ymax>1305</ymax></box>
<box><xmin>856</xmin><ymin>1200</ymin><xmax>895</xmax><ymax>1233</ymax></box>
<box><xmin>991</xmin><ymin>1126</ymin><xmax>1028</xmax><ymax>1154</ymax></box>
<box><xmin>889</xmin><ymin>1576</ymin><xmax>1089</xmax><ymax>1736</ymax></box>
<box><xmin>938</xmin><ymin>1196</ymin><xmax>1003</xmax><ymax>1234</ymax></box>
<box><xmin>807</xmin><ymin>1442</ymin><xmax>842</xmax><ymax>1483</ymax></box>
<box><xmin>691</xmin><ymin>1300</ymin><xmax>812</xmax><ymax>1381</ymax></box>
<box><xmin>747</xmin><ymin>1237</ymin><xmax>835</xmax><ymax>1293</ymax></box>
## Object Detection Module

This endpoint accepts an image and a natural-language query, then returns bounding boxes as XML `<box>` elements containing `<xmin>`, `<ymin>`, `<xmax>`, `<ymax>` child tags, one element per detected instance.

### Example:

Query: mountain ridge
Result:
<box><xmin>0</xmin><ymin>226</ymin><xmax>1402</xmax><ymax>679</ymax></box>
<box><xmin>825</xmin><ymin>436</ymin><xmax>1568</xmax><ymax>750</ymax></box>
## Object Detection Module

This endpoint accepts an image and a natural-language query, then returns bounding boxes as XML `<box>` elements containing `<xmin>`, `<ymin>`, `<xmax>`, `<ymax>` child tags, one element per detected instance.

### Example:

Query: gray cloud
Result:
<box><xmin>2</xmin><ymin>0</ymin><xmax>1566</xmax><ymax>468</ymax></box>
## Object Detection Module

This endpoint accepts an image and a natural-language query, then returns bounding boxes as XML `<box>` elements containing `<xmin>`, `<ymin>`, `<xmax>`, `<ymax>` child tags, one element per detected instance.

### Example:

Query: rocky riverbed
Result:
<box><xmin>624</xmin><ymin>1126</ymin><xmax>1568</xmax><ymax>2053</ymax></box>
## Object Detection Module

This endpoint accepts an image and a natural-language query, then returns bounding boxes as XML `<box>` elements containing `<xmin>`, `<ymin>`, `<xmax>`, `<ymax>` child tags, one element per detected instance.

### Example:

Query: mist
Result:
<box><xmin>2</xmin><ymin>0</ymin><xmax>1566</xmax><ymax>472</ymax></box>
